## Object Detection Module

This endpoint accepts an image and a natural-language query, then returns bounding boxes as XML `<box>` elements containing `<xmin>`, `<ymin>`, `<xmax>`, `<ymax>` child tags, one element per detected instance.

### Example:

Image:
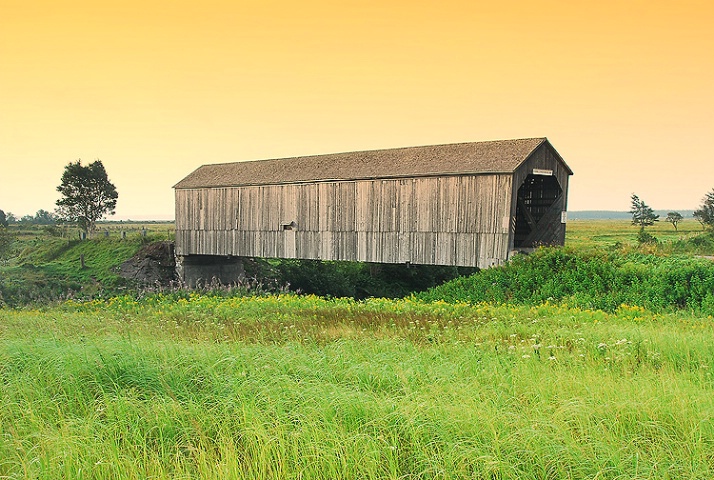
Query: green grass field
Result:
<box><xmin>2</xmin><ymin>296</ymin><xmax>713</xmax><ymax>479</ymax></box>
<box><xmin>566</xmin><ymin>218</ymin><xmax>707</xmax><ymax>251</ymax></box>
<box><xmin>1</xmin><ymin>220</ymin><xmax>714</xmax><ymax>478</ymax></box>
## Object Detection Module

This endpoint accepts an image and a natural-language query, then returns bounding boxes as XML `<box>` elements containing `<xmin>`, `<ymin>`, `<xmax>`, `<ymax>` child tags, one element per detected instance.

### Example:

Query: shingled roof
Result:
<box><xmin>174</xmin><ymin>137</ymin><xmax>568</xmax><ymax>189</ymax></box>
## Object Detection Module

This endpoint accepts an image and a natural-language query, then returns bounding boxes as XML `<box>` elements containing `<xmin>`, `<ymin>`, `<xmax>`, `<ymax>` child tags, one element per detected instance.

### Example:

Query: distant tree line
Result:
<box><xmin>0</xmin><ymin>209</ymin><xmax>57</xmax><ymax>226</ymax></box>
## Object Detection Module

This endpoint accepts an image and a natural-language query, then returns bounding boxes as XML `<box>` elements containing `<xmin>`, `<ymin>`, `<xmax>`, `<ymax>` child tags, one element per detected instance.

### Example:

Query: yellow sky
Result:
<box><xmin>2</xmin><ymin>0</ymin><xmax>713</xmax><ymax>219</ymax></box>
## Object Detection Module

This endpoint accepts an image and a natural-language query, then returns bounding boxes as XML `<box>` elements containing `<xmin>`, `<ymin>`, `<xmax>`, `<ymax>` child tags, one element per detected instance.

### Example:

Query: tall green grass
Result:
<box><xmin>2</xmin><ymin>295</ymin><xmax>714</xmax><ymax>478</ymax></box>
<box><xmin>416</xmin><ymin>247</ymin><xmax>714</xmax><ymax>314</ymax></box>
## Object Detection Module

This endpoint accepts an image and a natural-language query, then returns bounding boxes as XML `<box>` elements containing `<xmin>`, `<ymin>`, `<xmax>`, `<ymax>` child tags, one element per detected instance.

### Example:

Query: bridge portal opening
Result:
<box><xmin>514</xmin><ymin>174</ymin><xmax>563</xmax><ymax>248</ymax></box>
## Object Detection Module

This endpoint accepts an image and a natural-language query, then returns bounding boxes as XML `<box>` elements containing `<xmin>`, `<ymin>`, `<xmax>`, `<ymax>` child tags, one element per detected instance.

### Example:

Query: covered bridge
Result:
<box><xmin>174</xmin><ymin>137</ymin><xmax>572</xmax><ymax>283</ymax></box>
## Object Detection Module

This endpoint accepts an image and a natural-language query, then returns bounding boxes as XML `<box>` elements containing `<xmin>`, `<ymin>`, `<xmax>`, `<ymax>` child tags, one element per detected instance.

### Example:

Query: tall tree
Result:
<box><xmin>693</xmin><ymin>189</ymin><xmax>714</xmax><ymax>230</ymax></box>
<box><xmin>0</xmin><ymin>209</ymin><xmax>7</xmax><ymax>228</ymax></box>
<box><xmin>55</xmin><ymin>159</ymin><xmax>118</xmax><ymax>235</ymax></box>
<box><xmin>630</xmin><ymin>194</ymin><xmax>659</xmax><ymax>228</ymax></box>
<box><xmin>665</xmin><ymin>211</ymin><xmax>683</xmax><ymax>231</ymax></box>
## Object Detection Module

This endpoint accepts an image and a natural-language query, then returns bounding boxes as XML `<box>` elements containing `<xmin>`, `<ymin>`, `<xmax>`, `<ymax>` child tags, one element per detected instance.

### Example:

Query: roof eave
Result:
<box><xmin>173</xmin><ymin>169</ymin><xmax>518</xmax><ymax>190</ymax></box>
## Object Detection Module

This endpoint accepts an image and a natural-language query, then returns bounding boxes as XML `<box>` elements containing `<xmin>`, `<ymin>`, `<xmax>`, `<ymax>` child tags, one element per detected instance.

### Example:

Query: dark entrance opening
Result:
<box><xmin>514</xmin><ymin>174</ymin><xmax>563</xmax><ymax>248</ymax></box>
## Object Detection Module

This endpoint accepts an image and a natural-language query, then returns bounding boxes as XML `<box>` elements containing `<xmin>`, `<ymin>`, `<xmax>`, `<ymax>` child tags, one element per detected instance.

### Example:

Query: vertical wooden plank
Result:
<box><xmin>281</xmin><ymin>230</ymin><xmax>294</xmax><ymax>258</ymax></box>
<box><xmin>455</xmin><ymin>233</ymin><xmax>476</xmax><ymax>267</ymax></box>
<box><xmin>363</xmin><ymin>231</ymin><xmax>376</xmax><ymax>263</ymax></box>
<box><xmin>414</xmin><ymin>178</ymin><xmax>439</xmax><ymax>232</ymax></box>
<box><xmin>495</xmin><ymin>175</ymin><xmax>512</xmax><ymax>259</ymax></box>
<box><xmin>370</xmin><ymin>231</ymin><xmax>379</xmax><ymax>263</ymax></box>
<box><xmin>356</xmin><ymin>231</ymin><xmax>367</xmax><ymax>262</ymax></box>
<box><xmin>319</xmin><ymin>231</ymin><xmax>331</xmax><ymax>260</ymax></box>
<box><xmin>175</xmin><ymin>190</ymin><xmax>183</xmax><ymax>230</ymax></box>
<box><xmin>412</xmin><ymin>232</ymin><xmax>430</xmax><ymax>264</ymax></box>
<box><xmin>438</xmin><ymin>177</ymin><xmax>458</xmax><ymax>233</ymax></box>
<box><xmin>238</xmin><ymin>187</ymin><xmax>249</xmax><ymax>231</ymax></box>
<box><xmin>378</xmin><ymin>180</ymin><xmax>398</xmax><ymax>232</ymax></box>
<box><xmin>433</xmin><ymin>232</ymin><xmax>454</xmax><ymax>265</ymax></box>
<box><xmin>341</xmin><ymin>182</ymin><xmax>357</xmax><ymax>231</ymax></box>
<box><xmin>318</xmin><ymin>183</ymin><xmax>329</xmax><ymax>231</ymax></box>
<box><xmin>475</xmin><ymin>176</ymin><xmax>494</xmax><ymax>234</ymax></box>
<box><xmin>297</xmin><ymin>184</ymin><xmax>318</xmax><ymax>232</ymax></box>
<box><xmin>377</xmin><ymin>232</ymin><xmax>394</xmax><ymax>263</ymax></box>
<box><xmin>269</xmin><ymin>185</ymin><xmax>279</xmax><ymax>230</ymax></box>
<box><xmin>478</xmin><ymin>233</ymin><xmax>498</xmax><ymax>267</ymax></box>
<box><xmin>397</xmin><ymin>231</ymin><xmax>410</xmax><ymax>263</ymax></box>
<box><xmin>398</xmin><ymin>179</ymin><xmax>414</xmax><ymax>233</ymax></box>
<box><xmin>469</xmin><ymin>176</ymin><xmax>480</xmax><ymax>233</ymax></box>
<box><xmin>355</xmin><ymin>181</ymin><xmax>369</xmax><ymax>232</ymax></box>
<box><xmin>214</xmin><ymin>188</ymin><xmax>221</xmax><ymax>231</ymax></box>
<box><xmin>249</xmin><ymin>187</ymin><xmax>259</xmax><ymax>231</ymax></box>
<box><xmin>258</xmin><ymin>186</ymin><xmax>268</xmax><ymax>232</ymax></box>
<box><xmin>415</xmin><ymin>179</ymin><xmax>427</xmax><ymax>232</ymax></box>
<box><xmin>311</xmin><ymin>183</ymin><xmax>320</xmax><ymax>231</ymax></box>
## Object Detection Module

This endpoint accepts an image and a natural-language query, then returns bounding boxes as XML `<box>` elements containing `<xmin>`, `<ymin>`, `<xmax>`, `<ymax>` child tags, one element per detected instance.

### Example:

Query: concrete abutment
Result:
<box><xmin>177</xmin><ymin>255</ymin><xmax>245</xmax><ymax>287</ymax></box>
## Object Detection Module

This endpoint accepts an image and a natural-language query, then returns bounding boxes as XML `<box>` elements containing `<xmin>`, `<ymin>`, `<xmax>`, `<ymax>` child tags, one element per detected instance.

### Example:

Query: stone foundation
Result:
<box><xmin>177</xmin><ymin>255</ymin><xmax>245</xmax><ymax>287</ymax></box>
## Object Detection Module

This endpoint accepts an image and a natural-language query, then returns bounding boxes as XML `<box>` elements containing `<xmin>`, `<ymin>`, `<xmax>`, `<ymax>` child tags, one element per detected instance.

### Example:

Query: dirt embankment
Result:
<box><xmin>119</xmin><ymin>241</ymin><xmax>177</xmax><ymax>285</ymax></box>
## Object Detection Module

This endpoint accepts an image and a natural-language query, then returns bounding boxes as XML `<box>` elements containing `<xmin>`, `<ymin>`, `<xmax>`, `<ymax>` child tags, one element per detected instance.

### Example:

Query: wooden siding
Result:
<box><xmin>175</xmin><ymin>174</ymin><xmax>514</xmax><ymax>268</ymax></box>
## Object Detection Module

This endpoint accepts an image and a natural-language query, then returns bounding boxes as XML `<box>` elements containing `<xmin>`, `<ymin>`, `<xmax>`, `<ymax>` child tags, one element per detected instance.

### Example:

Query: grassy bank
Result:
<box><xmin>416</xmin><ymin>247</ymin><xmax>714</xmax><ymax>314</ymax></box>
<box><xmin>1</xmin><ymin>294</ymin><xmax>714</xmax><ymax>479</ymax></box>
<box><xmin>0</xmin><ymin>231</ymin><xmax>168</xmax><ymax>306</ymax></box>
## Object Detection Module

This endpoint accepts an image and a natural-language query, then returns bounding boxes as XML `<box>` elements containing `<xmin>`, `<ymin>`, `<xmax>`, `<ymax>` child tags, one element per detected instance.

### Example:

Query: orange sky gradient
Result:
<box><xmin>2</xmin><ymin>0</ymin><xmax>713</xmax><ymax>220</ymax></box>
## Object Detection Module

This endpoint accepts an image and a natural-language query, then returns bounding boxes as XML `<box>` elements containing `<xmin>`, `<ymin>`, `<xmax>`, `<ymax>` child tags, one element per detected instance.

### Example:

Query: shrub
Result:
<box><xmin>636</xmin><ymin>228</ymin><xmax>658</xmax><ymax>245</ymax></box>
<box><xmin>416</xmin><ymin>247</ymin><xmax>714</xmax><ymax>314</ymax></box>
<box><xmin>261</xmin><ymin>259</ymin><xmax>475</xmax><ymax>299</ymax></box>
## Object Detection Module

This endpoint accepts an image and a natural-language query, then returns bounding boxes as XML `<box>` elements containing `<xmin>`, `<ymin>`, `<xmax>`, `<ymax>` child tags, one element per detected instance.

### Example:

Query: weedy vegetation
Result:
<box><xmin>0</xmin><ymin>227</ymin><xmax>169</xmax><ymax>307</ymax></box>
<box><xmin>416</xmin><ymin>247</ymin><xmax>714</xmax><ymax>313</ymax></box>
<box><xmin>1</xmin><ymin>220</ymin><xmax>714</xmax><ymax>479</ymax></box>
